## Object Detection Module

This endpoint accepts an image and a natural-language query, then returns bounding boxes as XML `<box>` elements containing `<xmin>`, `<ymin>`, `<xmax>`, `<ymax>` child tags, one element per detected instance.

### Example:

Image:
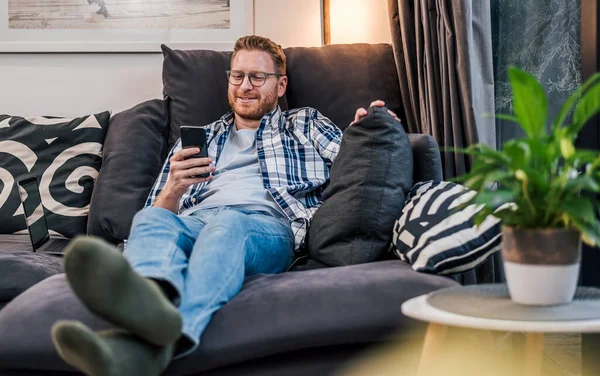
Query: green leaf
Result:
<box><xmin>560</xmin><ymin>196</ymin><xmax>598</xmax><ymax>226</ymax></box>
<box><xmin>560</xmin><ymin>137</ymin><xmax>576</xmax><ymax>160</ymax></box>
<box><xmin>473</xmin><ymin>190</ymin><xmax>517</xmax><ymax>209</ymax></box>
<box><xmin>552</xmin><ymin>72</ymin><xmax>600</xmax><ymax>132</ymax></box>
<box><xmin>490</xmin><ymin>113</ymin><xmax>520</xmax><ymax>123</ymax></box>
<box><xmin>473</xmin><ymin>206</ymin><xmax>495</xmax><ymax>226</ymax></box>
<box><xmin>508</xmin><ymin>66</ymin><xmax>548</xmax><ymax>138</ymax></box>
<box><xmin>569</xmin><ymin>216</ymin><xmax>600</xmax><ymax>247</ymax></box>
<box><xmin>564</xmin><ymin>176</ymin><xmax>600</xmax><ymax>193</ymax></box>
<box><xmin>570</xmin><ymin>79</ymin><xmax>600</xmax><ymax>137</ymax></box>
<box><xmin>572</xmin><ymin>149</ymin><xmax>599</xmax><ymax>168</ymax></box>
<box><xmin>503</xmin><ymin>140</ymin><xmax>530</xmax><ymax>170</ymax></box>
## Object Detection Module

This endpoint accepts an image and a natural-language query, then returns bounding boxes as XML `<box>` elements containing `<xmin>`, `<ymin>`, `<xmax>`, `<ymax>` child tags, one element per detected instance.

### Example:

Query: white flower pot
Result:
<box><xmin>502</xmin><ymin>227</ymin><xmax>581</xmax><ymax>306</ymax></box>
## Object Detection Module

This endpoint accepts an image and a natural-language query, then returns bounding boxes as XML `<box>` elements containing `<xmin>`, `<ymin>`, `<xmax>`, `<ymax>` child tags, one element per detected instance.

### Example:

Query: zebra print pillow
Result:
<box><xmin>391</xmin><ymin>180</ymin><xmax>502</xmax><ymax>275</ymax></box>
<box><xmin>0</xmin><ymin>112</ymin><xmax>110</xmax><ymax>238</ymax></box>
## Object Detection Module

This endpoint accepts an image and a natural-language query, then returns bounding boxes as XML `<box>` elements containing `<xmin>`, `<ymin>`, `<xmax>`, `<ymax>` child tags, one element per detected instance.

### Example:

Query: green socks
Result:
<box><xmin>61</xmin><ymin>236</ymin><xmax>182</xmax><ymax>346</ymax></box>
<box><xmin>51</xmin><ymin>236</ymin><xmax>184</xmax><ymax>376</ymax></box>
<box><xmin>52</xmin><ymin>321</ymin><xmax>173</xmax><ymax>376</ymax></box>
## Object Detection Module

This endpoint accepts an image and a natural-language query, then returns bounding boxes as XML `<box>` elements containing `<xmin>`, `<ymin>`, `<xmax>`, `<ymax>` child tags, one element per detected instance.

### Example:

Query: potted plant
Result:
<box><xmin>455</xmin><ymin>66</ymin><xmax>600</xmax><ymax>305</ymax></box>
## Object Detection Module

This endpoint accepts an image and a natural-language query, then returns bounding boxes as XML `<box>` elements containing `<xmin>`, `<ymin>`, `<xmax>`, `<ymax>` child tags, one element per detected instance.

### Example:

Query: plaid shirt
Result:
<box><xmin>145</xmin><ymin>106</ymin><xmax>343</xmax><ymax>252</ymax></box>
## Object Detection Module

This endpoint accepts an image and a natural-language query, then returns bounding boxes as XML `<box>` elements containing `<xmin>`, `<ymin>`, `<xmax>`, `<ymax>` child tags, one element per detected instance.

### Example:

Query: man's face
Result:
<box><xmin>228</xmin><ymin>50</ymin><xmax>287</xmax><ymax>121</ymax></box>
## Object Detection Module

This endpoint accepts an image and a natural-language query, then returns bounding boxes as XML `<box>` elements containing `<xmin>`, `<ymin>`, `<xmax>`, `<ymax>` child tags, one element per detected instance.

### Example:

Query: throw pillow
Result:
<box><xmin>87</xmin><ymin>99</ymin><xmax>170</xmax><ymax>245</ymax></box>
<box><xmin>0</xmin><ymin>112</ymin><xmax>110</xmax><ymax>238</ymax></box>
<box><xmin>307</xmin><ymin>106</ymin><xmax>413</xmax><ymax>266</ymax></box>
<box><xmin>391</xmin><ymin>180</ymin><xmax>502</xmax><ymax>275</ymax></box>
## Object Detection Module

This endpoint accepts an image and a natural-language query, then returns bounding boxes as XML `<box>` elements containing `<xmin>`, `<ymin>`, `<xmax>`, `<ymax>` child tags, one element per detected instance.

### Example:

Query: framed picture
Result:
<box><xmin>0</xmin><ymin>0</ymin><xmax>254</xmax><ymax>52</ymax></box>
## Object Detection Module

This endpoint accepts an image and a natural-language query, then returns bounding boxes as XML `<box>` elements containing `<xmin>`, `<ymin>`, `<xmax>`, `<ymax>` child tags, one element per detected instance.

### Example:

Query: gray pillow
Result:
<box><xmin>284</xmin><ymin>44</ymin><xmax>404</xmax><ymax>132</ymax></box>
<box><xmin>307</xmin><ymin>106</ymin><xmax>413</xmax><ymax>266</ymax></box>
<box><xmin>87</xmin><ymin>99</ymin><xmax>170</xmax><ymax>245</ymax></box>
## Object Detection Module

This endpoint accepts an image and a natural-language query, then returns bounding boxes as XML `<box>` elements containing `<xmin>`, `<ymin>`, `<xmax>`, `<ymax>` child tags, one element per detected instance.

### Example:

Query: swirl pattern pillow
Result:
<box><xmin>0</xmin><ymin>112</ymin><xmax>110</xmax><ymax>238</ymax></box>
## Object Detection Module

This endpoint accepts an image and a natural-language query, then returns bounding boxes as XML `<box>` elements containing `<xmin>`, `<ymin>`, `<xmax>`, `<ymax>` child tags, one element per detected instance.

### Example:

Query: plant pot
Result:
<box><xmin>502</xmin><ymin>226</ymin><xmax>581</xmax><ymax>306</ymax></box>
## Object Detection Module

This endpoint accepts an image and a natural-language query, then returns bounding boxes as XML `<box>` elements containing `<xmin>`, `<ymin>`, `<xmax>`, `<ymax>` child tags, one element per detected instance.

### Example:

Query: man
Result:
<box><xmin>50</xmin><ymin>35</ymin><xmax>396</xmax><ymax>376</ymax></box>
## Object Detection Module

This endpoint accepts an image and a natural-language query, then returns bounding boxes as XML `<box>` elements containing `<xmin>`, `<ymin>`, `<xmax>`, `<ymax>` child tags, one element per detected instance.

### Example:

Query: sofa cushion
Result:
<box><xmin>0</xmin><ymin>260</ymin><xmax>457</xmax><ymax>375</ymax></box>
<box><xmin>161</xmin><ymin>45</ymin><xmax>289</xmax><ymax>148</ymax></box>
<box><xmin>0</xmin><ymin>112</ymin><xmax>110</xmax><ymax>238</ymax></box>
<box><xmin>0</xmin><ymin>235</ymin><xmax>63</xmax><ymax>305</ymax></box>
<box><xmin>87</xmin><ymin>99</ymin><xmax>170</xmax><ymax>245</ymax></box>
<box><xmin>306</xmin><ymin>106</ymin><xmax>413</xmax><ymax>266</ymax></box>
<box><xmin>407</xmin><ymin>134</ymin><xmax>443</xmax><ymax>183</ymax></box>
<box><xmin>284</xmin><ymin>43</ymin><xmax>404</xmax><ymax>131</ymax></box>
<box><xmin>391</xmin><ymin>181</ymin><xmax>502</xmax><ymax>275</ymax></box>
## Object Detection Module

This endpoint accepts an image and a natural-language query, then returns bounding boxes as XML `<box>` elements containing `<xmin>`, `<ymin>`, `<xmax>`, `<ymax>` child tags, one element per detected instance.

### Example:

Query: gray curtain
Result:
<box><xmin>387</xmin><ymin>0</ymin><xmax>496</xmax><ymax>175</ymax></box>
<box><xmin>387</xmin><ymin>0</ymin><xmax>502</xmax><ymax>284</ymax></box>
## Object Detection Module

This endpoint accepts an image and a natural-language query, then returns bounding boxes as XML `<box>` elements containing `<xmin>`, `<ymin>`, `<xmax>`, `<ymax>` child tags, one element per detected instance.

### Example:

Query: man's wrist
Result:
<box><xmin>154</xmin><ymin>186</ymin><xmax>182</xmax><ymax>213</ymax></box>
<box><xmin>160</xmin><ymin>186</ymin><xmax>181</xmax><ymax>202</ymax></box>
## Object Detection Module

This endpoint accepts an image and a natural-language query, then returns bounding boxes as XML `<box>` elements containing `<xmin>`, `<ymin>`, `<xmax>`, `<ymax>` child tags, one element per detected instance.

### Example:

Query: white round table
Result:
<box><xmin>402</xmin><ymin>293</ymin><xmax>600</xmax><ymax>376</ymax></box>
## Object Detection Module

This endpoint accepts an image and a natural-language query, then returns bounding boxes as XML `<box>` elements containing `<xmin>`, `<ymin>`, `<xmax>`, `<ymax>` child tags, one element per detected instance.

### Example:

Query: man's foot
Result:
<box><xmin>63</xmin><ymin>236</ymin><xmax>182</xmax><ymax>346</ymax></box>
<box><xmin>52</xmin><ymin>320</ymin><xmax>173</xmax><ymax>376</ymax></box>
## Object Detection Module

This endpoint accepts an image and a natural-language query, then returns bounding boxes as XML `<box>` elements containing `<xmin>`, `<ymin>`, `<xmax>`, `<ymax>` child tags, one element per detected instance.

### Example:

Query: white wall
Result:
<box><xmin>329</xmin><ymin>0</ymin><xmax>391</xmax><ymax>45</ymax></box>
<box><xmin>0</xmin><ymin>0</ymin><xmax>324</xmax><ymax>117</ymax></box>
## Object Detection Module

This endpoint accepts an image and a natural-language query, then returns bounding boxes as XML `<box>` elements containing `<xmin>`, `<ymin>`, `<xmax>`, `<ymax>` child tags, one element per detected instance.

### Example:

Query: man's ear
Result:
<box><xmin>277</xmin><ymin>75</ymin><xmax>288</xmax><ymax>98</ymax></box>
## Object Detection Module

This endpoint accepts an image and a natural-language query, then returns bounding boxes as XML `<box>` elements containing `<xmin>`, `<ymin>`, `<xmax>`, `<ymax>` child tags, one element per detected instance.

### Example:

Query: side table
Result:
<box><xmin>402</xmin><ymin>285</ymin><xmax>600</xmax><ymax>376</ymax></box>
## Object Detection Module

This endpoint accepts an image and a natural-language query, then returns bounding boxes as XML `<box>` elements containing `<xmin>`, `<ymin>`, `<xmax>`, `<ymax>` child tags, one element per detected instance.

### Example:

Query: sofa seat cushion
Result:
<box><xmin>0</xmin><ymin>260</ymin><xmax>457</xmax><ymax>375</ymax></box>
<box><xmin>0</xmin><ymin>235</ymin><xmax>64</xmax><ymax>306</ymax></box>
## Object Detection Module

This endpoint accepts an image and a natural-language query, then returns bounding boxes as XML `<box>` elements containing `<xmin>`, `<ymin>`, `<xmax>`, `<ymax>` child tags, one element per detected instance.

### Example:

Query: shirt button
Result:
<box><xmin>261</xmin><ymin>162</ymin><xmax>266</xmax><ymax>167</ymax></box>
<box><xmin>191</xmin><ymin>197</ymin><xmax>196</xmax><ymax>203</ymax></box>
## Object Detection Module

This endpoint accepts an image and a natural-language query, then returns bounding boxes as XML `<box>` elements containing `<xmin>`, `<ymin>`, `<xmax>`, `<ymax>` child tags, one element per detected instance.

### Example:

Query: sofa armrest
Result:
<box><xmin>408</xmin><ymin>134</ymin><xmax>443</xmax><ymax>183</ymax></box>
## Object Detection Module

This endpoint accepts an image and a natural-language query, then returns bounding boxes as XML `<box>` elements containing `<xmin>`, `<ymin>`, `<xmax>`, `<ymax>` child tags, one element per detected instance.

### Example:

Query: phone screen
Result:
<box><xmin>181</xmin><ymin>126</ymin><xmax>208</xmax><ymax>159</ymax></box>
<box><xmin>17</xmin><ymin>178</ymin><xmax>49</xmax><ymax>246</ymax></box>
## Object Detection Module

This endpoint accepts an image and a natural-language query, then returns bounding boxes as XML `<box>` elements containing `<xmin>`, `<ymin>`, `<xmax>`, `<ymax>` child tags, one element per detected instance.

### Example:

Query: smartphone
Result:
<box><xmin>180</xmin><ymin>125</ymin><xmax>210</xmax><ymax>178</ymax></box>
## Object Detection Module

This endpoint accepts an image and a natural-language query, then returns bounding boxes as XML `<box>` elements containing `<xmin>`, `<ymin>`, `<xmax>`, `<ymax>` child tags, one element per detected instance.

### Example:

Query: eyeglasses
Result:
<box><xmin>226</xmin><ymin>70</ymin><xmax>283</xmax><ymax>87</ymax></box>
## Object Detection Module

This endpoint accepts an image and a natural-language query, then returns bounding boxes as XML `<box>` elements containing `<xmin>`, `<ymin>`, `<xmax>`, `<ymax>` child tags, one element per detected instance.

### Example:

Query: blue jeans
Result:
<box><xmin>124</xmin><ymin>206</ymin><xmax>295</xmax><ymax>358</ymax></box>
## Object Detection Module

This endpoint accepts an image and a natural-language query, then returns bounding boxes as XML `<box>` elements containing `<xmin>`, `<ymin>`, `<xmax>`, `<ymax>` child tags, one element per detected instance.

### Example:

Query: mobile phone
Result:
<box><xmin>180</xmin><ymin>125</ymin><xmax>210</xmax><ymax>178</ymax></box>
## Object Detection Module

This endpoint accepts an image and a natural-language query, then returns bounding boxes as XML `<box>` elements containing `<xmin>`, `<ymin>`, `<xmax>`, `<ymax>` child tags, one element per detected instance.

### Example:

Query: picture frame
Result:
<box><xmin>0</xmin><ymin>0</ymin><xmax>254</xmax><ymax>52</ymax></box>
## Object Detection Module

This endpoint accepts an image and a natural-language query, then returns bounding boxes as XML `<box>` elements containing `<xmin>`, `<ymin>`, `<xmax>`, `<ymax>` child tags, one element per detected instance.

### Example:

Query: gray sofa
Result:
<box><xmin>0</xmin><ymin>43</ymin><xmax>459</xmax><ymax>375</ymax></box>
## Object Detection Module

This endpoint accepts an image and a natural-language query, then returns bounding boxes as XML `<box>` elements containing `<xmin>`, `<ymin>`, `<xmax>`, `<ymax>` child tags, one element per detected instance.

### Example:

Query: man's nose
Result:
<box><xmin>240</xmin><ymin>75</ymin><xmax>254</xmax><ymax>90</ymax></box>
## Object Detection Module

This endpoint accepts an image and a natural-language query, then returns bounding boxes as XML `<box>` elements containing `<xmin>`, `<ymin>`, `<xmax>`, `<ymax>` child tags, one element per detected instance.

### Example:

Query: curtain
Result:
<box><xmin>387</xmin><ymin>0</ymin><xmax>496</xmax><ymax>178</ymax></box>
<box><xmin>387</xmin><ymin>0</ymin><xmax>500</xmax><ymax>285</ymax></box>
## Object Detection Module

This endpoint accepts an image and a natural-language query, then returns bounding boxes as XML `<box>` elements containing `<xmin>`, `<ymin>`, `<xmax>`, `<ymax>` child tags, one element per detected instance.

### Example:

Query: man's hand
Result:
<box><xmin>349</xmin><ymin>100</ymin><xmax>401</xmax><ymax>126</ymax></box>
<box><xmin>154</xmin><ymin>148</ymin><xmax>215</xmax><ymax>212</ymax></box>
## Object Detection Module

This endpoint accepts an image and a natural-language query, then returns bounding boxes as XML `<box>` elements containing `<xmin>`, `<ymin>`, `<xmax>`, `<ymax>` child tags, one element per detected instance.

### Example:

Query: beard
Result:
<box><xmin>228</xmin><ymin>87</ymin><xmax>279</xmax><ymax>121</ymax></box>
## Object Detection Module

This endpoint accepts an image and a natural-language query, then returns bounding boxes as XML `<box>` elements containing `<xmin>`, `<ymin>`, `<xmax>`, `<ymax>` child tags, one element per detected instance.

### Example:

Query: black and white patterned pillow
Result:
<box><xmin>0</xmin><ymin>113</ymin><xmax>110</xmax><ymax>238</ymax></box>
<box><xmin>391</xmin><ymin>180</ymin><xmax>502</xmax><ymax>275</ymax></box>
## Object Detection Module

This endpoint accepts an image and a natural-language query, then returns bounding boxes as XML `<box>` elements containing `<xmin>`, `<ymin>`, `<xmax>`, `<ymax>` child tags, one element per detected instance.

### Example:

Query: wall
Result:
<box><xmin>329</xmin><ymin>0</ymin><xmax>391</xmax><ymax>45</ymax></box>
<box><xmin>0</xmin><ymin>0</ymin><xmax>324</xmax><ymax>117</ymax></box>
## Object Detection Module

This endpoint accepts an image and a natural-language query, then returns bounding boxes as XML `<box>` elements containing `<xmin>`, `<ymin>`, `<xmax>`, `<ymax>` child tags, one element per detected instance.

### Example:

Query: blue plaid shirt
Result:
<box><xmin>145</xmin><ymin>106</ymin><xmax>343</xmax><ymax>252</ymax></box>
